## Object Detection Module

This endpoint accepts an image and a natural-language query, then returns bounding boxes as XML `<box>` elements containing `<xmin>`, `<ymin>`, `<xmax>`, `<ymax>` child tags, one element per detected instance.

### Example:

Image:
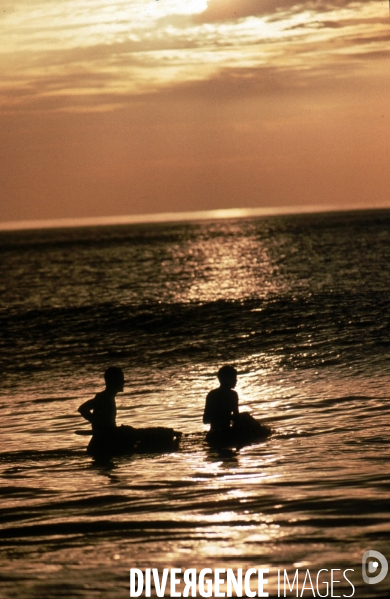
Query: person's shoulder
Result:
<box><xmin>206</xmin><ymin>388</ymin><xmax>220</xmax><ymax>399</ymax></box>
<box><xmin>80</xmin><ymin>393</ymin><xmax>97</xmax><ymax>406</ymax></box>
<box><xmin>230</xmin><ymin>389</ymin><xmax>239</xmax><ymax>402</ymax></box>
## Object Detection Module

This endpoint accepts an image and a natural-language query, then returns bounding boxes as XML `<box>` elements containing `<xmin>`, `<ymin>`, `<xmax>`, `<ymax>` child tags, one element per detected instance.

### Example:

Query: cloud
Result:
<box><xmin>194</xmin><ymin>0</ymin><xmax>363</xmax><ymax>22</ymax></box>
<box><xmin>1</xmin><ymin>0</ymin><xmax>390</xmax><ymax>224</ymax></box>
<box><xmin>349</xmin><ymin>48</ymin><xmax>390</xmax><ymax>60</ymax></box>
<box><xmin>0</xmin><ymin>0</ymin><xmax>387</xmax><ymax>116</ymax></box>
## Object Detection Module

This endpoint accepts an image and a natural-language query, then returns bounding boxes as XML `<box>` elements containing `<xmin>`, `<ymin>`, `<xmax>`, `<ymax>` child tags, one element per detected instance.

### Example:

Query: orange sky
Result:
<box><xmin>1</xmin><ymin>0</ymin><xmax>389</xmax><ymax>225</ymax></box>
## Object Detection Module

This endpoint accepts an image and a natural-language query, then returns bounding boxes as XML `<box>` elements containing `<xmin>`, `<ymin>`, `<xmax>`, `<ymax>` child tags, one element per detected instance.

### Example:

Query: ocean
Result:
<box><xmin>0</xmin><ymin>209</ymin><xmax>389</xmax><ymax>598</ymax></box>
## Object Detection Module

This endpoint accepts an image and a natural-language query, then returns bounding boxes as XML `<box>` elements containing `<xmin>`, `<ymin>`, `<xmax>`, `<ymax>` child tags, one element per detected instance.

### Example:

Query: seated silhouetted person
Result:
<box><xmin>203</xmin><ymin>366</ymin><xmax>271</xmax><ymax>448</ymax></box>
<box><xmin>78</xmin><ymin>366</ymin><xmax>124</xmax><ymax>433</ymax></box>
<box><xmin>203</xmin><ymin>366</ymin><xmax>239</xmax><ymax>433</ymax></box>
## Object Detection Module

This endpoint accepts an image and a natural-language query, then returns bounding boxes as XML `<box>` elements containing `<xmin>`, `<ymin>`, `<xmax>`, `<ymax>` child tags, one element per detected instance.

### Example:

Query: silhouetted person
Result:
<box><xmin>203</xmin><ymin>366</ymin><xmax>239</xmax><ymax>433</ymax></box>
<box><xmin>78</xmin><ymin>367</ymin><xmax>181</xmax><ymax>457</ymax></box>
<box><xmin>78</xmin><ymin>366</ymin><xmax>124</xmax><ymax>433</ymax></box>
<box><xmin>204</xmin><ymin>366</ymin><xmax>272</xmax><ymax>449</ymax></box>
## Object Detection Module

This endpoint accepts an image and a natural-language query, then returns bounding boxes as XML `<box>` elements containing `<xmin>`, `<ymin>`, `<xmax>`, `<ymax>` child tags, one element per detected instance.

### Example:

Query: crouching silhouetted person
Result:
<box><xmin>203</xmin><ymin>366</ymin><xmax>271</xmax><ymax>448</ymax></box>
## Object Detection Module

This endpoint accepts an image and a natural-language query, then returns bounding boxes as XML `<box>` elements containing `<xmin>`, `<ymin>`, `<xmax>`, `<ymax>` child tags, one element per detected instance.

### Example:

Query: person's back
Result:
<box><xmin>78</xmin><ymin>366</ymin><xmax>123</xmax><ymax>433</ymax></box>
<box><xmin>203</xmin><ymin>366</ymin><xmax>239</xmax><ymax>432</ymax></box>
<box><xmin>86</xmin><ymin>389</ymin><xmax>116</xmax><ymax>432</ymax></box>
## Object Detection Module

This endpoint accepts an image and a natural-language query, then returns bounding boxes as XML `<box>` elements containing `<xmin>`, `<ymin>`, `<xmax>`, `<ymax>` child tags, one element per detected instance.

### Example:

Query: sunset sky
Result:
<box><xmin>1</xmin><ymin>0</ymin><xmax>389</xmax><ymax>226</ymax></box>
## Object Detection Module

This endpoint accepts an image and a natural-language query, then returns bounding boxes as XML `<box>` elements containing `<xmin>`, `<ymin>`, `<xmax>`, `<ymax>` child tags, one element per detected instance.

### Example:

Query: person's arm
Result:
<box><xmin>78</xmin><ymin>398</ymin><xmax>95</xmax><ymax>424</ymax></box>
<box><xmin>203</xmin><ymin>393</ymin><xmax>211</xmax><ymax>424</ymax></box>
<box><xmin>231</xmin><ymin>391</ymin><xmax>239</xmax><ymax>422</ymax></box>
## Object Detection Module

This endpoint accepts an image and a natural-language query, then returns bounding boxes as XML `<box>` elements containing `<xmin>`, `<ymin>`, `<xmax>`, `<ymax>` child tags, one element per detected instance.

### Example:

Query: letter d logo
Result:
<box><xmin>362</xmin><ymin>550</ymin><xmax>388</xmax><ymax>585</ymax></box>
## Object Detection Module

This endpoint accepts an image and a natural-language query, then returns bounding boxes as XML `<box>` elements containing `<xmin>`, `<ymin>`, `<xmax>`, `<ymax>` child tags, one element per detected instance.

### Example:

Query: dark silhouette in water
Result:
<box><xmin>78</xmin><ymin>366</ymin><xmax>123</xmax><ymax>433</ymax></box>
<box><xmin>78</xmin><ymin>368</ymin><xmax>181</xmax><ymax>457</ymax></box>
<box><xmin>203</xmin><ymin>366</ymin><xmax>271</xmax><ymax>448</ymax></box>
<box><xmin>203</xmin><ymin>365</ymin><xmax>239</xmax><ymax>432</ymax></box>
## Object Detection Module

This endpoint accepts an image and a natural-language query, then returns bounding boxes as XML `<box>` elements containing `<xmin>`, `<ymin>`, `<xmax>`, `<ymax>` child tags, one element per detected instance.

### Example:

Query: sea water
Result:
<box><xmin>0</xmin><ymin>210</ymin><xmax>389</xmax><ymax>598</ymax></box>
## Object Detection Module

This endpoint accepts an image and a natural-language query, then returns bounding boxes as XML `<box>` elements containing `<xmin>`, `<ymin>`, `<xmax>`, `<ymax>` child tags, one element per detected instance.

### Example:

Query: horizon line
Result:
<box><xmin>0</xmin><ymin>204</ymin><xmax>388</xmax><ymax>232</ymax></box>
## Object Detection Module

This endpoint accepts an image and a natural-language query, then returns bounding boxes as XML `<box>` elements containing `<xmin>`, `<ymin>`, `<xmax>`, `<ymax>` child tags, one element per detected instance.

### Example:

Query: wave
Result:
<box><xmin>1</xmin><ymin>293</ymin><xmax>390</xmax><ymax>384</ymax></box>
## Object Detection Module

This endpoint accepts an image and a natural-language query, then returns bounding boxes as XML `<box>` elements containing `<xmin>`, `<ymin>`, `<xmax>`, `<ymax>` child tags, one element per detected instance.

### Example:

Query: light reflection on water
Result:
<box><xmin>1</xmin><ymin>370</ymin><xmax>389</xmax><ymax>598</ymax></box>
<box><xmin>165</xmin><ymin>229</ymin><xmax>284</xmax><ymax>304</ymax></box>
<box><xmin>1</xmin><ymin>213</ymin><xmax>390</xmax><ymax>598</ymax></box>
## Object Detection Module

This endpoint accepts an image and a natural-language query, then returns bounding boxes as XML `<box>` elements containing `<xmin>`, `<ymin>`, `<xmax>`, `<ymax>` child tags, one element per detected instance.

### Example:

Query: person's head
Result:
<box><xmin>217</xmin><ymin>365</ymin><xmax>237</xmax><ymax>389</ymax></box>
<box><xmin>104</xmin><ymin>367</ymin><xmax>125</xmax><ymax>392</ymax></box>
